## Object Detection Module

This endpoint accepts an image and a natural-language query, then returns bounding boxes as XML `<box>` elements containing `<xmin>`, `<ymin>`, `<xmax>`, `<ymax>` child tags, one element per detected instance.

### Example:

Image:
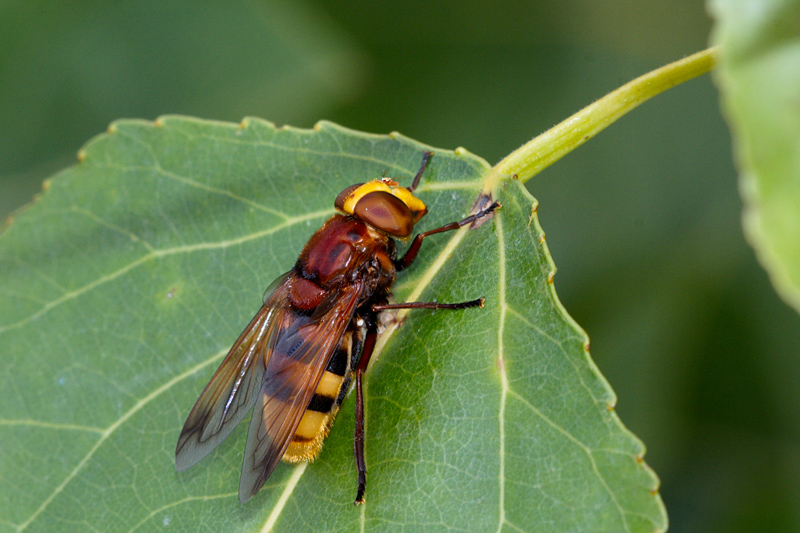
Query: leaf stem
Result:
<box><xmin>488</xmin><ymin>47</ymin><xmax>719</xmax><ymax>186</ymax></box>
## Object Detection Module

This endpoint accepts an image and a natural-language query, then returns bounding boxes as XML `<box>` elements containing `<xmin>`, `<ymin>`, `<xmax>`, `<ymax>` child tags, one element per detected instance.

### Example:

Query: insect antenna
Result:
<box><xmin>407</xmin><ymin>151</ymin><xmax>433</xmax><ymax>192</ymax></box>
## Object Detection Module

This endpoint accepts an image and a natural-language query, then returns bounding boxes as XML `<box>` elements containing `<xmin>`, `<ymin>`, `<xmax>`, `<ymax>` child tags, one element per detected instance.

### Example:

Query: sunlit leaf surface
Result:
<box><xmin>0</xmin><ymin>117</ymin><xmax>665</xmax><ymax>531</ymax></box>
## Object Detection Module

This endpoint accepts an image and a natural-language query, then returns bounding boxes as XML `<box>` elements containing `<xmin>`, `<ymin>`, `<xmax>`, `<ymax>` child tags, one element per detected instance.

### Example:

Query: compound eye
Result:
<box><xmin>335</xmin><ymin>183</ymin><xmax>363</xmax><ymax>211</ymax></box>
<box><xmin>354</xmin><ymin>191</ymin><xmax>413</xmax><ymax>237</ymax></box>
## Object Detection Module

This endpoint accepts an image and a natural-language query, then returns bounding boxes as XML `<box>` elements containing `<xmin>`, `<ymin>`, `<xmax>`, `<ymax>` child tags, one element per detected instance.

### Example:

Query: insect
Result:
<box><xmin>175</xmin><ymin>152</ymin><xmax>499</xmax><ymax>504</ymax></box>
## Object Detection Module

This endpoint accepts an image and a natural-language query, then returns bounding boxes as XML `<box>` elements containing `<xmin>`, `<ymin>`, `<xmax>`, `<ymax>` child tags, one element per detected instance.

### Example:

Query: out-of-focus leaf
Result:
<box><xmin>0</xmin><ymin>0</ymin><xmax>365</xmax><ymax>219</ymax></box>
<box><xmin>710</xmin><ymin>0</ymin><xmax>800</xmax><ymax>313</ymax></box>
<box><xmin>0</xmin><ymin>117</ymin><xmax>665</xmax><ymax>531</ymax></box>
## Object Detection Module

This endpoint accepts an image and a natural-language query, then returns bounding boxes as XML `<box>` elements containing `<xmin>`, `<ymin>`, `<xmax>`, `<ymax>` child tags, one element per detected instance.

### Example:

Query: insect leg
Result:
<box><xmin>372</xmin><ymin>298</ymin><xmax>484</xmax><ymax>311</ymax></box>
<box><xmin>354</xmin><ymin>296</ymin><xmax>484</xmax><ymax>504</ymax></box>
<box><xmin>353</xmin><ymin>317</ymin><xmax>378</xmax><ymax>505</ymax></box>
<box><xmin>396</xmin><ymin>201</ymin><xmax>500</xmax><ymax>271</ymax></box>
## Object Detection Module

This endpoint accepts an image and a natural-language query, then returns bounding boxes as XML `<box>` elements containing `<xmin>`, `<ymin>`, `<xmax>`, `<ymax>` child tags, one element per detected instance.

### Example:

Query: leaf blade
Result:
<box><xmin>710</xmin><ymin>0</ymin><xmax>800</xmax><ymax>312</ymax></box>
<box><xmin>0</xmin><ymin>117</ymin><xmax>665</xmax><ymax>531</ymax></box>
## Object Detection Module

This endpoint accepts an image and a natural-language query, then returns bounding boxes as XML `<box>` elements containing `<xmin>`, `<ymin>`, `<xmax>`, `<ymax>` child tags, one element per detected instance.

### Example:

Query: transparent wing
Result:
<box><xmin>175</xmin><ymin>274</ymin><xmax>292</xmax><ymax>472</ymax></box>
<box><xmin>238</xmin><ymin>283</ymin><xmax>363</xmax><ymax>503</ymax></box>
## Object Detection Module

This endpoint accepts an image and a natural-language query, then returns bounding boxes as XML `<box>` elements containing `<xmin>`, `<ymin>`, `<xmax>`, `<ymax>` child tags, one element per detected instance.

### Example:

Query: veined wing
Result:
<box><xmin>238</xmin><ymin>282</ymin><xmax>363</xmax><ymax>502</ymax></box>
<box><xmin>175</xmin><ymin>273</ymin><xmax>292</xmax><ymax>472</ymax></box>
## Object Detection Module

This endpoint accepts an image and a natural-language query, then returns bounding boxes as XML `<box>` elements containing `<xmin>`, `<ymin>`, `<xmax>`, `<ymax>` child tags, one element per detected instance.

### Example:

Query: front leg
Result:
<box><xmin>372</xmin><ymin>299</ymin><xmax>484</xmax><ymax>312</ymax></box>
<box><xmin>396</xmin><ymin>201</ymin><xmax>500</xmax><ymax>271</ymax></box>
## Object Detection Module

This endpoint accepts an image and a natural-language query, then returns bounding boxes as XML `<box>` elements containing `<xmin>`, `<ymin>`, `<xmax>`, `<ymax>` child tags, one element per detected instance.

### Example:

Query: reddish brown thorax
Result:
<box><xmin>294</xmin><ymin>215</ymin><xmax>396</xmax><ymax>294</ymax></box>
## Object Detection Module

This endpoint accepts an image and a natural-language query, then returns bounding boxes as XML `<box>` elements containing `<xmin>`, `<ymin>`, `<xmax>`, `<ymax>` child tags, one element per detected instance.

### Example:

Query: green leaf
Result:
<box><xmin>710</xmin><ymin>0</ymin><xmax>800</xmax><ymax>313</ymax></box>
<box><xmin>0</xmin><ymin>117</ymin><xmax>665</xmax><ymax>531</ymax></box>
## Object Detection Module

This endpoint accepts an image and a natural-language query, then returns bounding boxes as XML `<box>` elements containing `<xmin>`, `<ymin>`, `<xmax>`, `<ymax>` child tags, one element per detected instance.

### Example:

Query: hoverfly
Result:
<box><xmin>175</xmin><ymin>152</ymin><xmax>499</xmax><ymax>504</ymax></box>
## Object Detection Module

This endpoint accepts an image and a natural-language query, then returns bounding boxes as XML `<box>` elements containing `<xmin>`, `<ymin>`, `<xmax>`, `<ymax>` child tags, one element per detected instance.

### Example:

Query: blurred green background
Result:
<box><xmin>2</xmin><ymin>0</ymin><xmax>798</xmax><ymax>531</ymax></box>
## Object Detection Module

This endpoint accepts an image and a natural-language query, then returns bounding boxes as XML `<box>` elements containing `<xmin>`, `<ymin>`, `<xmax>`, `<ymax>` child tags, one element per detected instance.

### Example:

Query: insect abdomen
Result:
<box><xmin>283</xmin><ymin>329</ymin><xmax>362</xmax><ymax>462</ymax></box>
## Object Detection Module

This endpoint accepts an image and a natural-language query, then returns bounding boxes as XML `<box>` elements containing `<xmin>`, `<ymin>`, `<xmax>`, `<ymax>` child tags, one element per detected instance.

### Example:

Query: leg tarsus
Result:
<box><xmin>354</xmin><ymin>369</ymin><xmax>367</xmax><ymax>505</ymax></box>
<box><xmin>353</xmin><ymin>322</ymin><xmax>378</xmax><ymax>505</ymax></box>
<box><xmin>372</xmin><ymin>298</ymin><xmax>484</xmax><ymax>312</ymax></box>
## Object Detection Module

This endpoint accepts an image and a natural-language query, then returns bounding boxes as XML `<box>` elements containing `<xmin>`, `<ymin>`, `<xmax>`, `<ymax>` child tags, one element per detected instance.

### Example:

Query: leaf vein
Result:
<box><xmin>0</xmin><ymin>210</ymin><xmax>331</xmax><ymax>335</ymax></box>
<box><xmin>496</xmin><ymin>212</ymin><xmax>508</xmax><ymax>533</ymax></box>
<box><xmin>0</xmin><ymin>419</ymin><xmax>104</xmax><ymax>433</ymax></box>
<box><xmin>127</xmin><ymin>492</ymin><xmax>236</xmax><ymax>533</ymax></box>
<box><xmin>16</xmin><ymin>349</ymin><xmax>227</xmax><ymax>531</ymax></box>
<box><xmin>505</xmin><ymin>388</ymin><xmax>630</xmax><ymax>530</ymax></box>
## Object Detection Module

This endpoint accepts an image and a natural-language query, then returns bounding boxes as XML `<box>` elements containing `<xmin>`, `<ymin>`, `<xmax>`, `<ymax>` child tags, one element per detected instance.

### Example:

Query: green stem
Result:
<box><xmin>489</xmin><ymin>47</ymin><xmax>718</xmax><ymax>186</ymax></box>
